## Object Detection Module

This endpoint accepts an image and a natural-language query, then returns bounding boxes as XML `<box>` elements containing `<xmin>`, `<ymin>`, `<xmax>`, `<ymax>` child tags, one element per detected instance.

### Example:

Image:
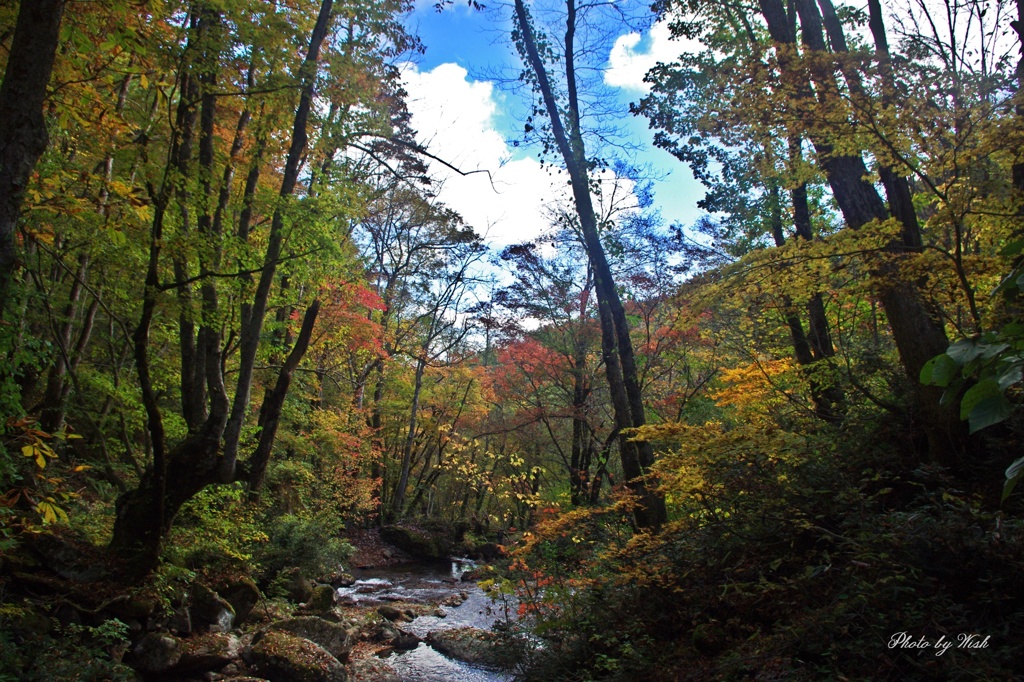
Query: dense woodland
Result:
<box><xmin>1</xmin><ymin>0</ymin><xmax>1024</xmax><ymax>680</ymax></box>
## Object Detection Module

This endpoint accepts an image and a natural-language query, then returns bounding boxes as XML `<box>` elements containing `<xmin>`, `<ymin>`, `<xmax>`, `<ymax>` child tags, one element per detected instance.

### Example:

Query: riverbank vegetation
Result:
<box><xmin>2</xmin><ymin>0</ymin><xmax>1023</xmax><ymax>680</ymax></box>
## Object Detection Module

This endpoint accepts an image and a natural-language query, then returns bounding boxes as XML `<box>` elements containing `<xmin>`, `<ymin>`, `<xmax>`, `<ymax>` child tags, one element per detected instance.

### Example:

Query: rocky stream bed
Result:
<box><xmin>119</xmin><ymin>557</ymin><xmax>518</xmax><ymax>681</ymax></box>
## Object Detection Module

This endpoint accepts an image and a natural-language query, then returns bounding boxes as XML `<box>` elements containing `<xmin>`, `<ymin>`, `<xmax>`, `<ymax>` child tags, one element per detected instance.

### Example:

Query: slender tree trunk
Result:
<box><xmin>40</xmin><ymin>254</ymin><xmax>88</xmax><ymax>433</ymax></box>
<box><xmin>391</xmin><ymin>355</ymin><xmax>426</xmax><ymax>517</ymax></box>
<box><xmin>110</xmin><ymin>0</ymin><xmax>334</xmax><ymax>578</ymax></box>
<box><xmin>512</xmin><ymin>0</ymin><xmax>665</xmax><ymax>527</ymax></box>
<box><xmin>246</xmin><ymin>301</ymin><xmax>320</xmax><ymax>491</ymax></box>
<box><xmin>570</xmin><ymin>268</ymin><xmax>593</xmax><ymax>505</ymax></box>
<box><xmin>221</xmin><ymin>0</ymin><xmax>334</xmax><ymax>480</ymax></box>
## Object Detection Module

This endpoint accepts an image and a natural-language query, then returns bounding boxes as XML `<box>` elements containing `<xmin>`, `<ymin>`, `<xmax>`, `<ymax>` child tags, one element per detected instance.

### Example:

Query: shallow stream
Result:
<box><xmin>338</xmin><ymin>560</ymin><xmax>516</xmax><ymax>682</ymax></box>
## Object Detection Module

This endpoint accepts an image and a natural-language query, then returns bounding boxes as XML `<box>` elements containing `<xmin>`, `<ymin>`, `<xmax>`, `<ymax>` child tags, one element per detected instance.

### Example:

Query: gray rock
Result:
<box><xmin>191</xmin><ymin>583</ymin><xmax>236</xmax><ymax>632</ymax></box>
<box><xmin>440</xmin><ymin>592</ymin><xmax>466</xmax><ymax>607</ymax></box>
<box><xmin>249</xmin><ymin>630</ymin><xmax>346</xmax><ymax>682</ymax></box>
<box><xmin>176</xmin><ymin>632</ymin><xmax>242</xmax><ymax>673</ymax></box>
<box><xmin>260</xmin><ymin>616</ymin><xmax>352</xmax><ymax>663</ymax></box>
<box><xmin>301</xmin><ymin>584</ymin><xmax>337</xmax><ymax>613</ymax></box>
<box><xmin>347</xmin><ymin>657</ymin><xmax>401</xmax><ymax>682</ymax></box>
<box><xmin>129</xmin><ymin>631</ymin><xmax>182</xmax><ymax>673</ymax></box>
<box><xmin>165</xmin><ymin>601</ymin><xmax>193</xmax><ymax>634</ymax></box>
<box><xmin>390</xmin><ymin>628</ymin><xmax>421</xmax><ymax>651</ymax></box>
<box><xmin>367</xmin><ymin>618</ymin><xmax>400</xmax><ymax>644</ymax></box>
<box><xmin>218</xmin><ymin>576</ymin><xmax>263</xmax><ymax>625</ymax></box>
<box><xmin>426</xmin><ymin>627</ymin><xmax>505</xmax><ymax>667</ymax></box>
<box><xmin>332</xmin><ymin>572</ymin><xmax>356</xmax><ymax>588</ymax></box>
<box><xmin>375</xmin><ymin>605</ymin><xmax>406</xmax><ymax>622</ymax></box>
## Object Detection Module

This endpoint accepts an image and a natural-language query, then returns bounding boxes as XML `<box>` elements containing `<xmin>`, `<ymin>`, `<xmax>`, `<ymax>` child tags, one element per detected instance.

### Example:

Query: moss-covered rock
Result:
<box><xmin>300</xmin><ymin>584</ymin><xmax>336</xmax><ymax>613</ymax></box>
<box><xmin>176</xmin><ymin>632</ymin><xmax>242</xmax><ymax>673</ymax></box>
<box><xmin>191</xmin><ymin>583</ymin><xmax>235</xmax><ymax>632</ymax></box>
<box><xmin>379</xmin><ymin>526</ymin><xmax>450</xmax><ymax>560</ymax></box>
<box><xmin>128</xmin><ymin>631</ymin><xmax>182</xmax><ymax>673</ymax></box>
<box><xmin>218</xmin><ymin>576</ymin><xmax>263</xmax><ymax>625</ymax></box>
<box><xmin>346</xmin><ymin>657</ymin><xmax>400</xmax><ymax>682</ymax></box>
<box><xmin>426</xmin><ymin>627</ymin><xmax>506</xmax><ymax>668</ymax></box>
<box><xmin>259</xmin><ymin>616</ymin><xmax>352</xmax><ymax>663</ymax></box>
<box><xmin>248</xmin><ymin>630</ymin><xmax>346</xmax><ymax>682</ymax></box>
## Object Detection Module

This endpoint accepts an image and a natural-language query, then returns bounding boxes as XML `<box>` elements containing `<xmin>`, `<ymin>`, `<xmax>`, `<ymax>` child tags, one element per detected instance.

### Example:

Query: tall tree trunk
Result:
<box><xmin>0</xmin><ymin>0</ymin><xmax>66</xmax><ymax>316</ymax></box>
<box><xmin>221</xmin><ymin>0</ymin><xmax>334</xmax><ymax>480</ymax></box>
<box><xmin>759</xmin><ymin>0</ymin><xmax>966</xmax><ymax>464</ymax></box>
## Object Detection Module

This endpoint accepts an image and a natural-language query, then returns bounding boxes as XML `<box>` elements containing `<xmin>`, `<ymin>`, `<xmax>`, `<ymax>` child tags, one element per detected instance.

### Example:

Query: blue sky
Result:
<box><xmin>400</xmin><ymin>1</ymin><xmax>706</xmax><ymax>247</ymax></box>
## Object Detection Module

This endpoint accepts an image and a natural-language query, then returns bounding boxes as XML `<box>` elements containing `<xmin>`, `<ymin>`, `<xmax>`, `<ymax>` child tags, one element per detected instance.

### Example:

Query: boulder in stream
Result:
<box><xmin>218</xmin><ymin>576</ymin><xmax>263</xmax><ymax>625</ymax></box>
<box><xmin>248</xmin><ymin>630</ymin><xmax>346</xmax><ymax>682</ymax></box>
<box><xmin>347</xmin><ymin>657</ymin><xmax>401</xmax><ymax>682</ymax></box>
<box><xmin>191</xmin><ymin>582</ymin><xmax>236</xmax><ymax>632</ymax></box>
<box><xmin>259</xmin><ymin>616</ymin><xmax>353</xmax><ymax>663</ymax></box>
<box><xmin>379</xmin><ymin>526</ymin><xmax>450</xmax><ymax>560</ymax></box>
<box><xmin>426</xmin><ymin>626</ymin><xmax>507</xmax><ymax>668</ymax></box>
<box><xmin>376</xmin><ymin>604</ymin><xmax>407</xmax><ymax>622</ymax></box>
<box><xmin>390</xmin><ymin>627</ymin><xmax>421</xmax><ymax>651</ymax></box>
<box><xmin>301</xmin><ymin>584</ymin><xmax>337</xmax><ymax>613</ymax></box>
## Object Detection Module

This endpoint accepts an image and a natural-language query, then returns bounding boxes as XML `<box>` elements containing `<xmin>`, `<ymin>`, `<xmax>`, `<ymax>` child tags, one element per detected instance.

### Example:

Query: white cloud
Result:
<box><xmin>401</xmin><ymin>62</ymin><xmax>572</xmax><ymax>247</ymax></box>
<box><xmin>605</xmin><ymin>21</ymin><xmax>702</xmax><ymax>93</ymax></box>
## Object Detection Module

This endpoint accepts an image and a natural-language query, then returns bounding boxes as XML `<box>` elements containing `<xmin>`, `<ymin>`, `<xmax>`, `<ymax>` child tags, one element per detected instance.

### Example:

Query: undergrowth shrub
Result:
<box><xmin>163</xmin><ymin>482</ymin><xmax>268</xmax><ymax>577</ymax></box>
<box><xmin>0</xmin><ymin>614</ymin><xmax>132</xmax><ymax>682</ymax></box>
<box><xmin>258</xmin><ymin>513</ymin><xmax>354</xmax><ymax>585</ymax></box>
<box><xmin>504</xmin><ymin>422</ymin><xmax>1024</xmax><ymax>681</ymax></box>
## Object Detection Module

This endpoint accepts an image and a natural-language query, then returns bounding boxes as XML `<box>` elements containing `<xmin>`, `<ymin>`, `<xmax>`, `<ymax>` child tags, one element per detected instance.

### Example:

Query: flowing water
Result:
<box><xmin>338</xmin><ymin>560</ymin><xmax>516</xmax><ymax>682</ymax></box>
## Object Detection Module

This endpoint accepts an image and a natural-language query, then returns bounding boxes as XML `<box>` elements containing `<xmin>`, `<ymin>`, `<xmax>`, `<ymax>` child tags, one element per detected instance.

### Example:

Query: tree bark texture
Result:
<box><xmin>0</xmin><ymin>0</ymin><xmax>66</xmax><ymax>315</ymax></box>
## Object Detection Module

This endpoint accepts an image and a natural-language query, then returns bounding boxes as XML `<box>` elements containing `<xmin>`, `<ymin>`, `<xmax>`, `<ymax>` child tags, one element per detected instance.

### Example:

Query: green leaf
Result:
<box><xmin>980</xmin><ymin>342</ymin><xmax>1010</xmax><ymax>360</ymax></box>
<box><xmin>960</xmin><ymin>378</ymin><xmax>1001</xmax><ymax>421</ymax></box>
<box><xmin>996</xmin><ymin>361</ymin><xmax>1023</xmax><ymax>390</ymax></box>
<box><xmin>947</xmin><ymin>339</ymin><xmax>983</xmax><ymax>364</ymax></box>
<box><xmin>1002</xmin><ymin>456</ymin><xmax>1024</xmax><ymax>503</ymax></box>
<box><xmin>920</xmin><ymin>354</ymin><xmax>959</xmax><ymax>386</ymax></box>
<box><xmin>967</xmin><ymin>394</ymin><xmax>1014</xmax><ymax>433</ymax></box>
<box><xmin>999</xmin><ymin>239</ymin><xmax>1024</xmax><ymax>257</ymax></box>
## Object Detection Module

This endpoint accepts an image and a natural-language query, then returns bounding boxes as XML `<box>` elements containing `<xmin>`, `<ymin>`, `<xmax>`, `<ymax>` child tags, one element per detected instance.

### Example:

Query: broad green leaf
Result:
<box><xmin>920</xmin><ymin>354</ymin><xmax>959</xmax><ymax>386</ymax></box>
<box><xmin>967</xmin><ymin>394</ymin><xmax>1014</xmax><ymax>433</ymax></box>
<box><xmin>960</xmin><ymin>379</ymin><xmax>1001</xmax><ymax>421</ymax></box>
<box><xmin>980</xmin><ymin>343</ymin><xmax>1010</xmax><ymax>360</ymax></box>
<box><xmin>947</xmin><ymin>339</ymin><xmax>983</xmax><ymax>364</ymax></box>
<box><xmin>996</xmin><ymin>362</ymin><xmax>1024</xmax><ymax>391</ymax></box>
